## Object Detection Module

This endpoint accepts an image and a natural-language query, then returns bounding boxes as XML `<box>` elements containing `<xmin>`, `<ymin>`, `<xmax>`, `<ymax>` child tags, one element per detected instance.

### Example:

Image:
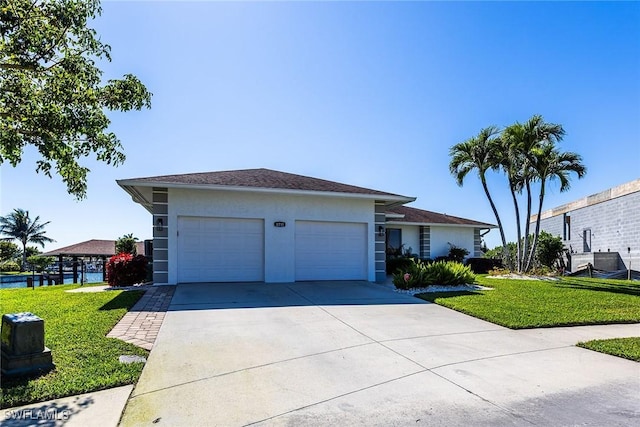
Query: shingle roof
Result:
<box><xmin>122</xmin><ymin>168</ymin><xmax>409</xmax><ymax>198</ymax></box>
<box><xmin>43</xmin><ymin>240</ymin><xmax>146</xmax><ymax>257</ymax></box>
<box><xmin>387</xmin><ymin>206</ymin><xmax>496</xmax><ymax>228</ymax></box>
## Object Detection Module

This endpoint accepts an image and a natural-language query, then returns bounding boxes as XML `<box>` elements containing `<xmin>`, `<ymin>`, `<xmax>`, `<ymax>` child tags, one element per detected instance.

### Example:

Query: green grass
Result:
<box><xmin>416</xmin><ymin>276</ymin><xmax>640</xmax><ymax>329</ymax></box>
<box><xmin>0</xmin><ymin>284</ymin><xmax>147</xmax><ymax>409</ymax></box>
<box><xmin>577</xmin><ymin>337</ymin><xmax>640</xmax><ymax>362</ymax></box>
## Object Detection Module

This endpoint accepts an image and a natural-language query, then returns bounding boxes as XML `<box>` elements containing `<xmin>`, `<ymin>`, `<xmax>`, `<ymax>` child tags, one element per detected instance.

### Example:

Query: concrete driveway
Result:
<box><xmin>120</xmin><ymin>281</ymin><xmax>640</xmax><ymax>426</ymax></box>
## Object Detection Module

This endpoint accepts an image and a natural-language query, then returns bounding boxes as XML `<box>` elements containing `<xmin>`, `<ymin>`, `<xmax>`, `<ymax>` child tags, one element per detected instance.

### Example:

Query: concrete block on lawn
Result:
<box><xmin>1</xmin><ymin>312</ymin><xmax>54</xmax><ymax>377</ymax></box>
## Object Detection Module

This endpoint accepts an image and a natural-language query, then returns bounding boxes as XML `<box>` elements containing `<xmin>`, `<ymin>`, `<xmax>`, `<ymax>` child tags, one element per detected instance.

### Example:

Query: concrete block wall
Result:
<box><xmin>571</xmin><ymin>252</ymin><xmax>623</xmax><ymax>271</ymax></box>
<box><xmin>537</xmin><ymin>189</ymin><xmax>640</xmax><ymax>272</ymax></box>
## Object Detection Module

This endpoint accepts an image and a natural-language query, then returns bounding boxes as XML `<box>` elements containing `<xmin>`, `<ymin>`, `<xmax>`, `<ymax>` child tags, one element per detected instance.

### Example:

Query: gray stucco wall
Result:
<box><xmin>152</xmin><ymin>188</ymin><xmax>169</xmax><ymax>284</ymax></box>
<box><xmin>536</xmin><ymin>189</ymin><xmax>640</xmax><ymax>271</ymax></box>
<box><xmin>375</xmin><ymin>201</ymin><xmax>387</xmax><ymax>283</ymax></box>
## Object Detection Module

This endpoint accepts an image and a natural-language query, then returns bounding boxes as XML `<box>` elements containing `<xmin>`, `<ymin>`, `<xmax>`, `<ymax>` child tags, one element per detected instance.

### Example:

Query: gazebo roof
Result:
<box><xmin>43</xmin><ymin>239</ymin><xmax>146</xmax><ymax>257</ymax></box>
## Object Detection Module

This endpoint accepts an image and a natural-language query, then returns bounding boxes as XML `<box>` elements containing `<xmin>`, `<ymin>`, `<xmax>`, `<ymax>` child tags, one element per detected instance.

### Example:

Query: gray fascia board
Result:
<box><xmin>115</xmin><ymin>180</ymin><xmax>415</xmax><ymax>206</ymax></box>
<box><xmin>385</xmin><ymin>220</ymin><xmax>497</xmax><ymax>229</ymax></box>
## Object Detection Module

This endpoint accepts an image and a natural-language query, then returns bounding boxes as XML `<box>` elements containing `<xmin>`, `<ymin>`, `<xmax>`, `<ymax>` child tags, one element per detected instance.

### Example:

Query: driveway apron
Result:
<box><xmin>119</xmin><ymin>281</ymin><xmax>640</xmax><ymax>426</ymax></box>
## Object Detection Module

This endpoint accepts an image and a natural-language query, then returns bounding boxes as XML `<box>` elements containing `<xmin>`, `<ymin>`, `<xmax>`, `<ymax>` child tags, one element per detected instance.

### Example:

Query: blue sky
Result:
<box><xmin>1</xmin><ymin>1</ymin><xmax>639</xmax><ymax>252</ymax></box>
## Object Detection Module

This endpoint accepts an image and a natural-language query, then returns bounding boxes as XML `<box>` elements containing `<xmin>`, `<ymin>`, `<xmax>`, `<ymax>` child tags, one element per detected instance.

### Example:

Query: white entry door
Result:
<box><xmin>295</xmin><ymin>221</ymin><xmax>368</xmax><ymax>281</ymax></box>
<box><xmin>177</xmin><ymin>217</ymin><xmax>264</xmax><ymax>283</ymax></box>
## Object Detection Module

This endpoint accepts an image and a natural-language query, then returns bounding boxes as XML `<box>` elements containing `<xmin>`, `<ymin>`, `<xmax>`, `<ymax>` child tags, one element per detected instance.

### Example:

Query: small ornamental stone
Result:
<box><xmin>119</xmin><ymin>355</ymin><xmax>147</xmax><ymax>364</ymax></box>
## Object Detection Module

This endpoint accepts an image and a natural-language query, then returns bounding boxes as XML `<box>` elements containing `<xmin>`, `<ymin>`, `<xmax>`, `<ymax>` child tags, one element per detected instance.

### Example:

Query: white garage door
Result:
<box><xmin>177</xmin><ymin>217</ymin><xmax>264</xmax><ymax>283</ymax></box>
<box><xmin>295</xmin><ymin>221</ymin><xmax>368</xmax><ymax>281</ymax></box>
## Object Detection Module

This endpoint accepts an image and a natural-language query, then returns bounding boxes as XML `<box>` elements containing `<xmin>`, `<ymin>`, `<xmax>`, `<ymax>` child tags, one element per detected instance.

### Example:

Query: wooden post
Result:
<box><xmin>102</xmin><ymin>256</ymin><xmax>107</xmax><ymax>282</ymax></box>
<box><xmin>72</xmin><ymin>256</ymin><xmax>78</xmax><ymax>284</ymax></box>
<box><xmin>58</xmin><ymin>254</ymin><xmax>63</xmax><ymax>285</ymax></box>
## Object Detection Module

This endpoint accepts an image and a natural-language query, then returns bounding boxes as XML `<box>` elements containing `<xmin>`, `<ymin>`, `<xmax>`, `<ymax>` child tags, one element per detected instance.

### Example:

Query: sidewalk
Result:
<box><xmin>2</xmin><ymin>386</ymin><xmax>133</xmax><ymax>427</ymax></box>
<box><xmin>106</xmin><ymin>285</ymin><xmax>176</xmax><ymax>350</ymax></box>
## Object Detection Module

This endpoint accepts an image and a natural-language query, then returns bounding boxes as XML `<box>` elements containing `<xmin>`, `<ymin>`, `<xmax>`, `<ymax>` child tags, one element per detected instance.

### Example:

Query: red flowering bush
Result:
<box><xmin>106</xmin><ymin>253</ymin><xmax>148</xmax><ymax>286</ymax></box>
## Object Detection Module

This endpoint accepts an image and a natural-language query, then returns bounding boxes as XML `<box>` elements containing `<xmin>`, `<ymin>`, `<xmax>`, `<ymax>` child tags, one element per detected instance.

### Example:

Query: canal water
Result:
<box><xmin>0</xmin><ymin>272</ymin><xmax>105</xmax><ymax>289</ymax></box>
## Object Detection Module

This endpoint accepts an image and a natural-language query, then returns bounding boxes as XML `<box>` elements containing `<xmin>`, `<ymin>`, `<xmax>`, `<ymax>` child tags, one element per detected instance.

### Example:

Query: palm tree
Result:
<box><xmin>500</xmin><ymin>115</ymin><xmax>566</xmax><ymax>272</ymax></box>
<box><xmin>451</xmin><ymin>115</ymin><xmax>585</xmax><ymax>274</ymax></box>
<box><xmin>524</xmin><ymin>144</ymin><xmax>586</xmax><ymax>271</ymax></box>
<box><xmin>449</xmin><ymin>126</ymin><xmax>508</xmax><ymax>257</ymax></box>
<box><xmin>494</xmin><ymin>125</ymin><xmax>526</xmax><ymax>271</ymax></box>
<box><xmin>0</xmin><ymin>209</ymin><xmax>54</xmax><ymax>271</ymax></box>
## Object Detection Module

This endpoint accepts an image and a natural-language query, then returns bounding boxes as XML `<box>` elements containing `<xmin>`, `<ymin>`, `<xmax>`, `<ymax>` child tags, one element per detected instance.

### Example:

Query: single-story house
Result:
<box><xmin>385</xmin><ymin>205</ymin><xmax>495</xmax><ymax>260</ymax></box>
<box><xmin>117</xmin><ymin>169</ymin><xmax>495</xmax><ymax>284</ymax></box>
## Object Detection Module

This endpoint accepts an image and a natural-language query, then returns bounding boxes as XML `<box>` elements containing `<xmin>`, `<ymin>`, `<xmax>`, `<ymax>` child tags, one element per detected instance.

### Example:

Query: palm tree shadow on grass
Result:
<box><xmin>554</xmin><ymin>278</ymin><xmax>640</xmax><ymax>297</ymax></box>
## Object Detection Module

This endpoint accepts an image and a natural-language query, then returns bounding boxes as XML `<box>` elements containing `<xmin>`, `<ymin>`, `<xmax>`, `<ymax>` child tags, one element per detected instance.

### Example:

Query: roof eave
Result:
<box><xmin>386</xmin><ymin>220</ymin><xmax>497</xmax><ymax>229</ymax></box>
<box><xmin>116</xmin><ymin>180</ymin><xmax>415</xmax><ymax>206</ymax></box>
<box><xmin>117</xmin><ymin>182</ymin><xmax>153</xmax><ymax>213</ymax></box>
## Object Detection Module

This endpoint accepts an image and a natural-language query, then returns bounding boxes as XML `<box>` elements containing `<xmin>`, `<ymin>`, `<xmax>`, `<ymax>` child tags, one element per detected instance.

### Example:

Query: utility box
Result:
<box><xmin>1</xmin><ymin>312</ymin><xmax>54</xmax><ymax>376</ymax></box>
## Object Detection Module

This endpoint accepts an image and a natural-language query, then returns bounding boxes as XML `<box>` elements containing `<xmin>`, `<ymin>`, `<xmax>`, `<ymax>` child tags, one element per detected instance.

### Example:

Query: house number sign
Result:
<box><xmin>274</xmin><ymin>221</ymin><xmax>286</xmax><ymax>227</ymax></box>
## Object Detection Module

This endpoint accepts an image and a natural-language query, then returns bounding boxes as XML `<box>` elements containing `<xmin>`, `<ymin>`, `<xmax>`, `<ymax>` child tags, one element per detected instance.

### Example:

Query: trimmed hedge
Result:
<box><xmin>465</xmin><ymin>257</ymin><xmax>503</xmax><ymax>274</ymax></box>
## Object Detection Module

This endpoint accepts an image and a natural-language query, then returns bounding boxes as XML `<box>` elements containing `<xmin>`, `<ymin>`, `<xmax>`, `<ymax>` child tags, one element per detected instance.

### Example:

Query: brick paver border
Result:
<box><xmin>107</xmin><ymin>285</ymin><xmax>176</xmax><ymax>350</ymax></box>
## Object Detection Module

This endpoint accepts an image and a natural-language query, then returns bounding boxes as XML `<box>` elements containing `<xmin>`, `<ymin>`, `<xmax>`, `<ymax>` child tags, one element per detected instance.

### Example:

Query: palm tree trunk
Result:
<box><xmin>480</xmin><ymin>175</ymin><xmax>508</xmax><ymax>259</ymax></box>
<box><xmin>522</xmin><ymin>180</ymin><xmax>533</xmax><ymax>272</ymax></box>
<box><xmin>525</xmin><ymin>181</ymin><xmax>546</xmax><ymax>272</ymax></box>
<box><xmin>508</xmin><ymin>179</ymin><xmax>523</xmax><ymax>272</ymax></box>
<box><xmin>21</xmin><ymin>239</ymin><xmax>27</xmax><ymax>272</ymax></box>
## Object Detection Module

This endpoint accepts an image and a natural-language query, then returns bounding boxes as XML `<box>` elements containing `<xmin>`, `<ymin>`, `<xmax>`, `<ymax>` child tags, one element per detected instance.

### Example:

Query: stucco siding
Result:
<box><xmin>430</xmin><ymin>226</ymin><xmax>475</xmax><ymax>259</ymax></box>
<box><xmin>393</xmin><ymin>225</ymin><xmax>420</xmax><ymax>257</ymax></box>
<box><xmin>166</xmin><ymin>189</ymin><xmax>376</xmax><ymax>283</ymax></box>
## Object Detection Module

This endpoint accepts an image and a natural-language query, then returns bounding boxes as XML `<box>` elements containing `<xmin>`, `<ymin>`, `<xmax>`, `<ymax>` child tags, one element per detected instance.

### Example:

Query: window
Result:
<box><xmin>563</xmin><ymin>213</ymin><xmax>571</xmax><ymax>241</ymax></box>
<box><xmin>583</xmin><ymin>228</ymin><xmax>591</xmax><ymax>253</ymax></box>
<box><xmin>386</xmin><ymin>228</ymin><xmax>402</xmax><ymax>256</ymax></box>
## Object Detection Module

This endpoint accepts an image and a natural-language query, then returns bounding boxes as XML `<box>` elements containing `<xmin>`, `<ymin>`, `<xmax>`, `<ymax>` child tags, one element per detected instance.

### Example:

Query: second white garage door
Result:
<box><xmin>177</xmin><ymin>217</ymin><xmax>264</xmax><ymax>283</ymax></box>
<box><xmin>295</xmin><ymin>220</ymin><xmax>368</xmax><ymax>281</ymax></box>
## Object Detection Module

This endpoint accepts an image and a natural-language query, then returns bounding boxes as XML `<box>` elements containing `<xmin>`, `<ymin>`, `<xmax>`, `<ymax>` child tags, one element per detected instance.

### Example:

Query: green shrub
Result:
<box><xmin>106</xmin><ymin>253</ymin><xmax>148</xmax><ymax>286</ymax></box>
<box><xmin>0</xmin><ymin>260</ymin><xmax>20</xmax><ymax>272</ymax></box>
<box><xmin>392</xmin><ymin>259</ymin><xmax>429</xmax><ymax>289</ymax></box>
<box><xmin>386</xmin><ymin>257</ymin><xmax>416</xmax><ymax>274</ymax></box>
<box><xmin>465</xmin><ymin>257</ymin><xmax>502</xmax><ymax>274</ymax></box>
<box><xmin>535</xmin><ymin>231</ymin><xmax>564</xmax><ymax>269</ymax></box>
<box><xmin>424</xmin><ymin>261</ymin><xmax>475</xmax><ymax>286</ymax></box>
<box><xmin>447</xmin><ymin>244</ymin><xmax>469</xmax><ymax>263</ymax></box>
<box><xmin>392</xmin><ymin>259</ymin><xmax>475</xmax><ymax>289</ymax></box>
<box><xmin>484</xmin><ymin>242</ymin><xmax>517</xmax><ymax>271</ymax></box>
<box><xmin>26</xmin><ymin>255</ymin><xmax>56</xmax><ymax>272</ymax></box>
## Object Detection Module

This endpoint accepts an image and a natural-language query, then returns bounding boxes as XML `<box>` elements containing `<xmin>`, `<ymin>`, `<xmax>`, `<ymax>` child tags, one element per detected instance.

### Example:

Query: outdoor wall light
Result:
<box><xmin>156</xmin><ymin>218</ymin><xmax>164</xmax><ymax>231</ymax></box>
<box><xmin>378</xmin><ymin>225</ymin><xmax>385</xmax><ymax>237</ymax></box>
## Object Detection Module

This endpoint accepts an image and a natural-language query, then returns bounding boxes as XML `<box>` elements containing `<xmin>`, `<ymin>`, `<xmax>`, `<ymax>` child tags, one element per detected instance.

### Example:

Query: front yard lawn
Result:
<box><xmin>0</xmin><ymin>284</ymin><xmax>147</xmax><ymax>409</ymax></box>
<box><xmin>577</xmin><ymin>337</ymin><xmax>640</xmax><ymax>362</ymax></box>
<box><xmin>416</xmin><ymin>276</ymin><xmax>640</xmax><ymax>329</ymax></box>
